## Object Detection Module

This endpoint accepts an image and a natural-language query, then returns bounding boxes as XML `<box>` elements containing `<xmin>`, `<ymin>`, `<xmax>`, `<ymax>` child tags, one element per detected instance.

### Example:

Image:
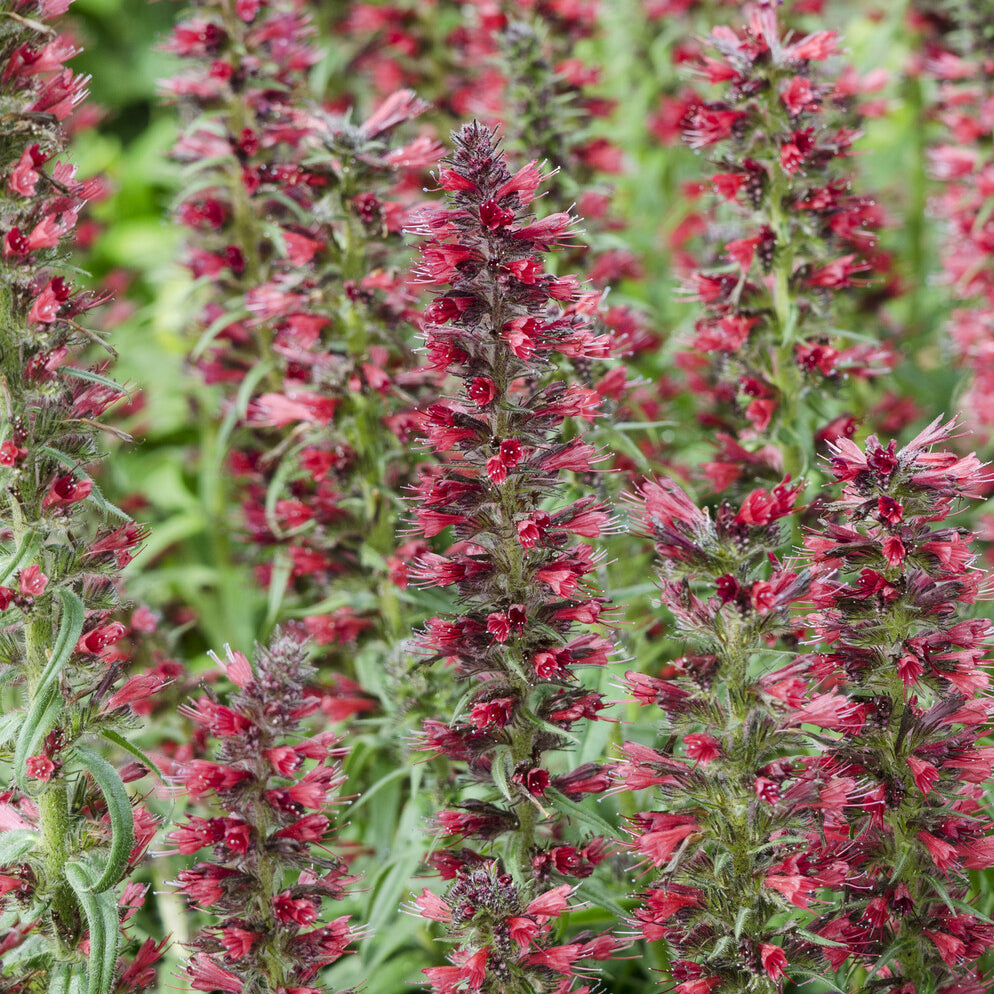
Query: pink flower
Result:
<box><xmin>674</xmin><ymin>978</ymin><xmax>721</xmax><ymax>994</ymax></box>
<box><xmin>25</xmin><ymin>755</ymin><xmax>55</xmax><ymax>781</ymax></box>
<box><xmin>907</xmin><ymin>756</ymin><xmax>939</xmax><ymax>795</ymax></box>
<box><xmin>187</xmin><ymin>953</ymin><xmax>244</xmax><ymax>993</ymax></box>
<box><xmin>8</xmin><ymin>144</ymin><xmax>43</xmax><ymax>196</ymax></box>
<box><xmin>101</xmin><ymin>674</ymin><xmax>170</xmax><ymax>713</ymax></box>
<box><xmin>631</xmin><ymin>815</ymin><xmax>699</xmax><ymax>867</ymax></box>
<box><xmin>764</xmin><ymin>872</ymin><xmax>818</xmax><ymax>908</ymax></box>
<box><xmin>76</xmin><ymin>622</ymin><xmax>126</xmax><ymax>656</ymax></box>
<box><xmin>18</xmin><ymin>565</ymin><xmax>48</xmax><ymax>597</ymax></box>
<box><xmin>219</xmin><ymin>927</ymin><xmax>258</xmax><ymax>960</ymax></box>
<box><xmin>273</xmin><ymin>814</ymin><xmax>330</xmax><ymax>842</ymax></box>
<box><xmin>683</xmin><ymin>734</ymin><xmax>721</xmax><ymax>764</ymax></box>
<box><xmin>759</xmin><ymin>943</ymin><xmax>788</xmax><ymax>980</ymax></box>
<box><xmin>413</xmin><ymin>889</ymin><xmax>453</xmax><ymax>923</ymax></box>
<box><xmin>272</xmin><ymin>892</ymin><xmax>319</xmax><ymax>926</ymax></box>
<box><xmin>918</xmin><ymin>831</ymin><xmax>958</xmax><ymax>874</ymax></box>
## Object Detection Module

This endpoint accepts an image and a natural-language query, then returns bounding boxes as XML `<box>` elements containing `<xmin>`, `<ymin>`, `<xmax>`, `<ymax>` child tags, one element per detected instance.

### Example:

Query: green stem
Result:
<box><xmin>22</xmin><ymin>574</ymin><xmax>75</xmax><ymax>933</ymax></box>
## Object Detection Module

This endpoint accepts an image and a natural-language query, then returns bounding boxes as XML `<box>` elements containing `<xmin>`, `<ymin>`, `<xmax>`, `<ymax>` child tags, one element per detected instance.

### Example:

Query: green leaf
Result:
<box><xmin>264</xmin><ymin>551</ymin><xmax>292</xmax><ymax>631</ymax></box>
<box><xmin>710</xmin><ymin>935</ymin><xmax>733</xmax><ymax>959</ymax></box>
<box><xmin>862</xmin><ymin>935</ymin><xmax>913</xmax><ymax>984</ymax></box>
<box><xmin>214</xmin><ymin>358</ymin><xmax>274</xmax><ymax>459</ymax></box>
<box><xmin>0</xmin><ymin>531</ymin><xmax>39</xmax><ymax>587</ymax></box>
<box><xmin>575</xmin><ymin>873</ymin><xmax>630</xmax><ymax>922</ymax></box>
<box><xmin>612</xmin><ymin>420</ymin><xmax>678</xmax><ymax>431</ymax></box>
<box><xmin>14</xmin><ymin>588</ymin><xmax>85</xmax><ymax>790</ymax></box>
<box><xmin>544</xmin><ymin>788</ymin><xmax>617</xmax><ymax>841</ymax></box>
<box><xmin>47</xmin><ymin>962</ymin><xmax>74</xmax><ymax>994</ymax></box>
<box><xmin>929</xmin><ymin>878</ymin><xmax>994</xmax><ymax>923</ymax></box>
<box><xmin>603</xmin><ymin>428</ymin><xmax>650</xmax><ymax>471</ymax></box>
<box><xmin>60</xmin><ymin>366</ymin><xmax>135</xmax><ymax>400</ymax></box>
<box><xmin>190</xmin><ymin>307</ymin><xmax>250</xmax><ymax>361</ymax></box>
<box><xmin>99</xmin><ymin>729</ymin><xmax>166</xmax><ymax>783</ymax></box>
<box><xmin>72</xmin><ymin>745</ymin><xmax>134</xmax><ymax>894</ymax></box>
<box><xmin>345</xmin><ymin>763</ymin><xmax>412</xmax><ymax>818</ymax></box>
<box><xmin>0</xmin><ymin>830</ymin><xmax>37</xmax><ymax>866</ymax></box>
<box><xmin>490</xmin><ymin>745</ymin><xmax>515</xmax><ymax>803</ymax></box>
<box><xmin>749</xmin><ymin>835</ymin><xmax>809</xmax><ymax>856</ymax></box>
<box><xmin>78</xmin><ymin>476</ymin><xmax>131</xmax><ymax>523</ymax></box>
<box><xmin>788</xmin><ymin>967</ymin><xmax>843</xmax><ymax>992</ymax></box>
<box><xmin>517</xmin><ymin>706</ymin><xmax>579</xmax><ymax>747</ymax></box>
<box><xmin>448</xmin><ymin>684</ymin><xmax>480</xmax><ymax>725</ymax></box>
<box><xmin>13</xmin><ymin>696</ymin><xmax>61</xmax><ymax>792</ymax></box>
<box><xmin>264</xmin><ymin>443</ymin><xmax>307</xmax><ymax>539</ymax></box>
<box><xmin>63</xmin><ymin>860</ymin><xmax>119</xmax><ymax>994</ymax></box>
<box><xmin>0</xmin><ymin>711</ymin><xmax>23</xmax><ymax>747</ymax></box>
<box><xmin>733</xmin><ymin>905</ymin><xmax>751</xmax><ymax>940</ymax></box>
<box><xmin>712</xmin><ymin>850</ymin><xmax>731</xmax><ymax>878</ymax></box>
<box><xmin>285</xmin><ymin>589</ymin><xmax>376</xmax><ymax>619</ymax></box>
<box><xmin>794</xmin><ymin>927</ymin><xmax>846</xmax><ymax>948</ymax></box>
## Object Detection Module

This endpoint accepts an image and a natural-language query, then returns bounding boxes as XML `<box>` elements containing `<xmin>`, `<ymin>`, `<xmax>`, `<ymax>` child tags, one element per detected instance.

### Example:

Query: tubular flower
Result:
<box><xmin>676</xmin><ymin>1</ymin><xmax>895</xmax><ymax>490</ymax></box>
<box><xmin>169</xmin><ymin>633</ymin><xmax>358</xmax><ymax>989</ymax></box>
<box><xmin>801</xmin><ymin>419</ymin><xmax>994</xmax><ymax>991</ymax></box>
<box><xmin>406</xmin><ymin>122</ymin><xmax>623</xmax><ymax>990</ymax></box>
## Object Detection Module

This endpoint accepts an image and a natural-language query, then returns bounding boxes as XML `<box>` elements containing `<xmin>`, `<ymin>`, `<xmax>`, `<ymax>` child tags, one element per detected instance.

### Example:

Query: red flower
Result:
<box><xmin>272</xmin><ymin>892</ymin><xmax>319</xmax><ymax>926</ymax></box>
<box><xmin>759</xmin><ymin>943</ymin><xmax>788</xmax><ymax>980</ymax></box>
<box><xmin>907</xmin><ymin>756</ymin><xmax>939</xmax><ymax>795</ymax></box>
<box><xmin>17</xmin><ymin>565</ymin><xmax>48</xmax><ymax>597</ymax></box>
<box><xmin>187</xmin><ymin>953</ymin><xmax>244</xmax><ymax>993</ymax></box>
<box><xmin>25</xmin><ymin>755</ymin><xmax>55</xmax><ymax>781</ymax></box>
<box><xmin>220</xmin><ymin>927</ymin><xmax>259</xmax><ymax>959</ymax></box>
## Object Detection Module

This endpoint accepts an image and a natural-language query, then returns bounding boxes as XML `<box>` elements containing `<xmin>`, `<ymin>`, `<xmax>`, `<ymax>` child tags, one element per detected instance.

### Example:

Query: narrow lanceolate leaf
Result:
<box><xmin>64</xmin><ymin>860</ymin><xmax>119</xmax><ymax>994</ymax></box>
<box><xmin>13</xmin><ymin>696</ymin><xmax>62</xmax><ymax>794</ymax></box>
<box><xmin>544</xmin><ymin>787</ymin><xmax>617</xmax><ymax>841</ymax></box>
<box><xmin>0</xmin><ymin>711</ymin><xmax>24</xmax><ymax>747</ymax></box>
<box><xmin>47</xmin><ymin>962</ymin><xmax>86</xmax><ymax>994</ymax></box>
<box><xmin>0</xmin><ymin>829</ymin><xmax>38</xmax><ymax>865</ymax></box>
<box><xmin>0</xmin><ymin>530</ymin><xmax>39</xmax><ymax>587</ymax></box>
<box><xmin>14</xmin><ymin>588</ymin><xmax>85</xmax><ymax>789</ymax></box>
<box><xmin>490</xmin><ymin>744</ymin><xmax>515</xmax><ymax>803</ymax></box>
<box><xmin>47</xmin><ymin>963</ymin><xmax>74</xmax><ymax>994</ymax></box>
<box><xmin>73</xmin><ymin>745</ymin><xmax>134</xmax><ymax>894</ymax></box>
<box><xmin>99</xmin><ymin>729</ymin><xmax>166</xmax><ymax>783</ymax></box>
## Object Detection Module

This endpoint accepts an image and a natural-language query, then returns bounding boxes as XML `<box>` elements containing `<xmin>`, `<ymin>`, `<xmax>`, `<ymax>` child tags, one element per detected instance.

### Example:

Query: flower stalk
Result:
<box><xmin>0</xmin><ymin>2</ymin><xmax>163</xmax><ymax>988</ymax></box>
<box><xmin>163</xmin><ymin>0</ymin><xmax>441</xmax><ymax>668</ymax></box>
<box><xmin>679</xmin><ymin>2</ymin><xmax>893</xmax><ymax>490</ymax></box>
<box><xmin>803</xmin><ymin>420</ymin><xmax>994</xmax><ymax>992</ymax></box>
<box><xmin>406</xmin><ymin>121</ymin><xmax>624</xmax><ymax>992</ymax></box>
<box><xmin>616</xmin><ymin>476</ymin><xmax>832</xmax><ymax>994</ymax></box>
<box><xmin>169</xmin><ymin>632</ymin><xmax>359</xmax><ymax>992</ymax></box>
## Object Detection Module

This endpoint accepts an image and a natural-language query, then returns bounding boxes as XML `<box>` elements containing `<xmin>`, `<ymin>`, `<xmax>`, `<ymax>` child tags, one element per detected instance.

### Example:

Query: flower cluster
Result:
<box><xmin>677</xmin><ymin>1</ymin><xmax>894</xmax><ymax>489</ymax></box>
<box><xmin>493</xmin><ymin>15</ymin><xmax>633</xmax><ymax>282</ymax></box>
<box><xmin>801</xmin><ymin>419</ymin><xmax>994</xmax><ymax>991</ymax></box>
<box><xmin>0</xmin><ymin>2</ymin><xmax>164</xmax><ymax>988</ymax></box>
<box><xmin>169</xmin><ymin>632</ymin><xmax>358</xmax><ymax>992</ymax></box>
<box><xmin>918</xmin><ymin>6</ymin><xmax>994</xmax><ymax>439</ymax></box>
<box><xmin>615</xmin><ymin>475</ymin><xmax>835</xmax><ymax>993</ymax></box>
<box><xmin>411</xmin><ymin>868</ymin><xmax>616</xmax><ymax>994</ymax></box>
<box><xmin>164</xmin><ymin>0</ymin><xmax>441</xmax><ymax>681</ymax></box>
<box><xmin>332</xmin><ymin>1</ymin><xmax>637</xmax><ymax>291</ymax></box>
<box><xmin>406</xmin><ymin>122</ymin><xmax>624</xmax><ymax>991</ymax></box>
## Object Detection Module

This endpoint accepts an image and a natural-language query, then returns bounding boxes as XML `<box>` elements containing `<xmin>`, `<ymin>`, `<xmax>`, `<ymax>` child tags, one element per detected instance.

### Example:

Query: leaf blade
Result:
<box><xmin>73</xmin><ymin>745</ymin><xmax>134</xmax><ymax>894</ymax></box>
